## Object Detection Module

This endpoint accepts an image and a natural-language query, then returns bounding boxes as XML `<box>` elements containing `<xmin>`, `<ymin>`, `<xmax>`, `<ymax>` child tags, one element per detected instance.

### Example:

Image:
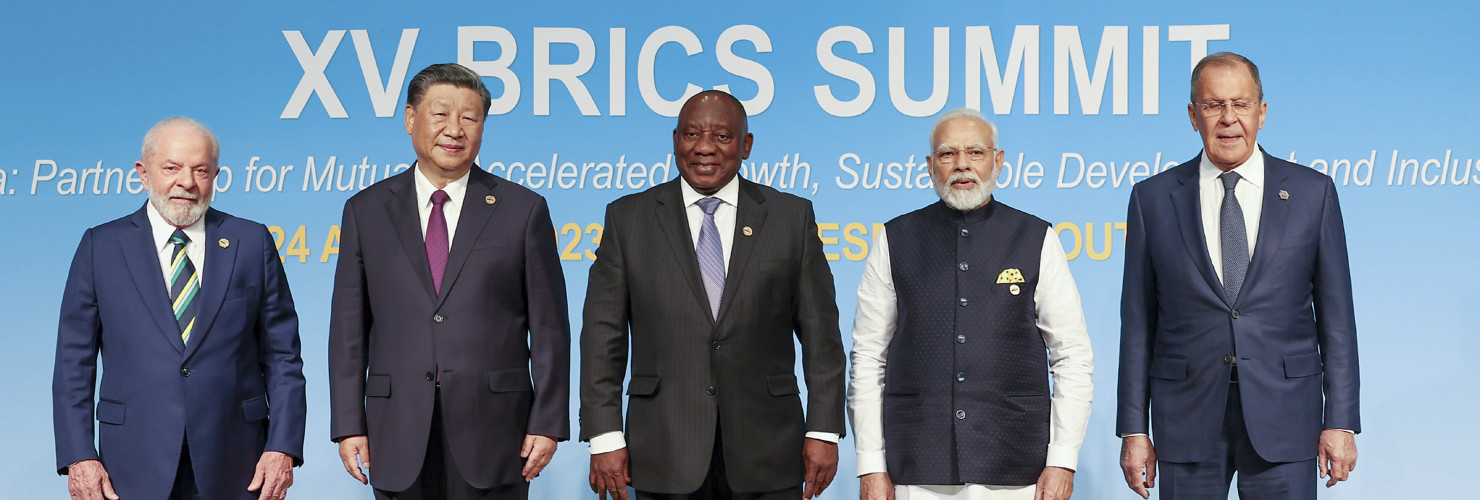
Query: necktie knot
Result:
<box><xmin>170</xmin><ymin>229</ymin><xmax>190</xmax><ymax>246</ymax></box>
<box><xmin>1220</xmin><ymin>171</ymin><xmax>1241</xmax><ymax>191</ymax></box>
<box><xmin>431</xmin><ymin>189</ymin><xmax>451</xmax><ymax>207</ymax></box>
<box><xmin>696</xmin><ymin>197</ymin><xmax>723</xmax><ymax>215</ymax></box>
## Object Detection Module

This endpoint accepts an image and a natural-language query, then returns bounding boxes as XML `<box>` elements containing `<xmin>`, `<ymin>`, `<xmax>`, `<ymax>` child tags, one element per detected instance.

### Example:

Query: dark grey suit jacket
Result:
<box><xmin>329</xmin><ymin>166</ymin><xmax>570</xmax><ymax>491</ymax></box>
<box><xmin>580</xmin><ymin>178</ymin><xmax>846</xmax><ymax>494</ymax></box>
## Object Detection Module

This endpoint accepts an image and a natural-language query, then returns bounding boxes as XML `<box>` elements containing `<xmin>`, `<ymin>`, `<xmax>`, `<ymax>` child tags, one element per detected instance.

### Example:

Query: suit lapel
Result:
<box><xmin>385</xmin><ymin>169</ymin><xmax>438</xmax><ymax>299</ymax></box>
<box><xmin>654</xmin><ymin>181</ymin><xmax>712</xmax><ymax>322</ymax></box>
<box><xmin>1240</xmin><ymin>154</ymin><xmax>1292</xmax><ymax>302</ymax></box>
<box><xmin>185</xmin><ymin>210</ymin><xmax>236</xmax><ymax>358</ymax></box>
<box><xmin>120</xmin><ymin>207</ymin><xmax>186</xmax><ymax>354</ymax></box>
<box><xmin>435</xmin><ymin>168</ymin><xmax>499</xmax><ymax>307</ymax></box>
<box><xmin>1169</xmin><ymin>159</ymin><xmax>1230</xmax><ymax>305</ymax></box>
<box><xmin>715</xmin><ymin>180</ymin><xmax>767</xmax><ymax>323</ymax></box>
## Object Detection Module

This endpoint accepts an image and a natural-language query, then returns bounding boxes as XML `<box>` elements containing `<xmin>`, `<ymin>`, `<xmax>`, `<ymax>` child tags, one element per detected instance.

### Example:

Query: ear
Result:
<box><xmin>134</xmin><ymin>160</ymin><xmax>147</xmax><ymax>180</ymax></box>
<box><xmin>740</xmin><ymin>133</ymin><xmax>754</xmax><ymax>160</ymax></box>
<box><xmin>1256</xmin><ymin>101</ymin><xmax>1268</xmax><ymax>130</ymax></box>
<box><xmin>404</xmin><ymin>104</ymin><xmax>416</xmax><ymax>135</ymax></box>
<box><xmin>1188</xmin><ymin>103</ymin><xmax>1200</xmax><ymax>132</ymax></box>
<box><xmin>992</xmin><ymin>148</ymin><xmax>1006</xmax><ymax>177</ymax></box>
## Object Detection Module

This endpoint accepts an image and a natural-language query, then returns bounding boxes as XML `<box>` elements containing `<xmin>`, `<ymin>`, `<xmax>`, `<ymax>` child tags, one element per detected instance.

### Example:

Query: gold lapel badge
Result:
<box><xmin>218</xmin><ymin>238</ymin><xmax>230</xmax><ymax>248</ymax></box>
<box><xmin>997</xmin><ymin>268</ymin><xmax>1025</xmax><ymax>295</ymax></box>
<box><xmin>742</xmin><ymin>226</ymin><xmax>753</xmax><ymax>236</ymax></box>
<box><xmin>485</xmin><ymin>195</ymin><xmax>497</xmax><ymax>204</ymax></box>
<box><xmin>1278</xmin><ymin>190</ymin><xmax>1289</xmax><ymax>200</ymax></box>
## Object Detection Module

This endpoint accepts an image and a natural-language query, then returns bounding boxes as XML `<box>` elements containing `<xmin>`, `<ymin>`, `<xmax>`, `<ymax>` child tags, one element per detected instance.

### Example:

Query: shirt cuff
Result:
<box><xmin>588</xmin><ymin>431</ymin><xmax>626</xmax><ymax>455</ymax></box>
<box><xmin>1118</xmin><ymin>433</ymin><xmax>1148</xmax><ymax>438</ymax></box>
<box><xmin>1330</xmin><ymin>428</ymin><xmax>1355</xmax><ymax>434</ymax></box>
<box><xmin>805</xmin><ymin>432</ymin><xmax>840</xmax><ymax>444</ymax></box>
<box><xmin>856</xmin><ymin>451</ymin><xmax>888</xmax><ymax>477</ymax></box>
<box><xmin>1045</xmin><ymin>443</ymin><xmax>1080</xmax><ymax>471</ymax></box>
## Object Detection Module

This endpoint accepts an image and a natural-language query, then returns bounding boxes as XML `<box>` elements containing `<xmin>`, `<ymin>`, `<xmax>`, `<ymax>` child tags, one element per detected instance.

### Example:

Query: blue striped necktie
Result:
<box><xmin>168</xmin><ymin>229</ymin><xmax>201</xmax><ymax>345</ymax></box>
<box><xmin>695</xmin><ymin>197</ymin><xmax>726</xmax><ymax>319</ymax></box>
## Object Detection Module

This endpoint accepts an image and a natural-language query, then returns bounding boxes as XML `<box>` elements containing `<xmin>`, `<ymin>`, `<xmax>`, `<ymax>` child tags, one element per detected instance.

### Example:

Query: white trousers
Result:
<box><xmin>896</xmin><ymin>484</ymin><xmax>1035</xmax><ymax>500</ymax></box>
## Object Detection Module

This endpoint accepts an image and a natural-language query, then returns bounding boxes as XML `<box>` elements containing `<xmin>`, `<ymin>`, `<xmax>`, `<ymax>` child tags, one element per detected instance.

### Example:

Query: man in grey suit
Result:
<box><xmin>580</xmin><ymin>90</ymin><xmax>847</xmax><ymax>500</ymax></box>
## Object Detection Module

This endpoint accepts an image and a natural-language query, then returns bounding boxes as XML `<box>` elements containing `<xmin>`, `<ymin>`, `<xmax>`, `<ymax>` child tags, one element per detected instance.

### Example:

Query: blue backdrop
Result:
<box><xmin>3</xmin><ymin>2</ymin><xmax>1476</xmax><ymax>498</ymax></box>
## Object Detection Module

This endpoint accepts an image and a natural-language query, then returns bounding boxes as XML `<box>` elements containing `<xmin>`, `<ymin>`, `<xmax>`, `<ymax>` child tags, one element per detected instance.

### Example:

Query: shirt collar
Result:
<box><xmin>144</xmin><ymin>200</ymin><xmax>207</xmax><ymax>253</ymax></box>
<box><xmin>1199</xmin><ymin>145</ymin><xmax>1265</xmax><ymax>190</ymax></box>
<box><xmin>680</xmin><ymin>176</ymin><xmax>741</xmax><ymax>209</ymax></box>
<box><xmin>413</xmin><ymin>164</ymin><xmax>471</xmax><ymax>208</ymax></box>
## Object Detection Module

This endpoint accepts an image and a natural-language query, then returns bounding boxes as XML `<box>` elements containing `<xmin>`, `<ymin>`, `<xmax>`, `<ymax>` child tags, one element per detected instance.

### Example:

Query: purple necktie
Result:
<box><xmin>695</xmin><ymin>197</ymin><xmax>726</xmax><ymax>319</ymax></box>
<box><xmin>426</xmin><ymin>189</ymin><xmax>451</xmax><ymax>295</ymax></box>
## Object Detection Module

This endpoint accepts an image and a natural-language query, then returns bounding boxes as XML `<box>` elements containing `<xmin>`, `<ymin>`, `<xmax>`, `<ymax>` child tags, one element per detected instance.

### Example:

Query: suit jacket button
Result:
<box><xmin>956</xmin><ymin>334</ymin><xmax>966</xmax><ymax>344</ymax></box>
<box><xmin>426</xmin><ymin>372</ymin><xmax>435</xmax><ymax>381</ymax></box>
<box><xmin>705</xmin><ymin>386</ymin><xmax>716</xmax><ymax>396</ymax></box>
<box><xmin>1230</xmin><ymin>310</ymin><xmax>1240</xmax><ymax>319</ymax></box>
<box><xmin>955</xmin><ymin>409</ymin><xmax>966</xmax><ymax>420</ymax></box>
<box><xmin>433</xmin><ymin>314</ymin><xmax>445</xmax><ymax>324</ymax></box>
<box><xmin>1223</xmin><ymin>354</ymin><xmax>1234</xmax><ymax>365</ymax></box>
<box><xmin>180</xmin><ymin>368</ymin><xmax>191</xmax><ymax>377</ymax></box>
<box><xmin>712</xmin><ymin>342</ymin><xmax>722</xmax><ymax>350</ymax></box>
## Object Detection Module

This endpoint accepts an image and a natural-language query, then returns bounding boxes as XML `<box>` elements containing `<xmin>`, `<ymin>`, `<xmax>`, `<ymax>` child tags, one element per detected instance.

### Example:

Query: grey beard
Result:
<box><xmin>933</xmin><ymin>172</ymin><xmax>995</xmax><ymax>211</ymax></box>
<box><xmin>147</xmin><ymin>187</ymin><xmax>211</xmax><ymax>227</ymax></box>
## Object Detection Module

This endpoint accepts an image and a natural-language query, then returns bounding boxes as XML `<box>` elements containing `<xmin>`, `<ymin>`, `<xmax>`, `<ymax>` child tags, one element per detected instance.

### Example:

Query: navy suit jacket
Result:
<box><xmin>53</xmin><ymin>206</ymin><xmax>307</xmax><ymax>500</ymax></box>
<box><xmin>329</xmin><ymin>166</ymin><xmax>570</xmax><ymax>491</ymax></box>
<box><xmin>1117</xmin><ymin>152</ymin><xmax>1360</xmax><ymax>463</ymax></box>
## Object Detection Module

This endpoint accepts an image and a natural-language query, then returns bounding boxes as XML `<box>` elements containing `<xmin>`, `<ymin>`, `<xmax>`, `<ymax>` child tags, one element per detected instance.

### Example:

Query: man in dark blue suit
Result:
<box><xmin>1117</xmin><ymin>53</ymin><xmax>1360</xmax><ymax>499</ymax></box>
<box><xmin>53</xmin><ymin>117</ymin><xmax>306</xmax><ymax>500</ymax></box>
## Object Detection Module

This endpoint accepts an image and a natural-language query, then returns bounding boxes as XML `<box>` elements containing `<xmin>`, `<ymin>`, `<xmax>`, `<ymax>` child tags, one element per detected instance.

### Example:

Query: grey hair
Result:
<box><xmin>407</xmin><ymin>63</ymin><xmax>493</xmax><ymax>113</ymax></box>
<box><xmin>141</xmin><ymin>116</ymin><xmax>220</xmax><ymax>163</ymax></box>
<box><xmin>929</xmin><ymin>108</ymin><xmax>999</xmax><ymax>150</ymax></box>
<box><xmin>1190</xmin><ymin>52</ymin><xmax>1263</xmax><ymax>102</ymax></box>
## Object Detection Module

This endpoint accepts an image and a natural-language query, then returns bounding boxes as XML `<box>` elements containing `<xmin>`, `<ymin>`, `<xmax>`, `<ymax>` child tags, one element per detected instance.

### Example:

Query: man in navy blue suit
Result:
<box><xmin>53</xmin><ymin>117</ymin><xmax>306</xmax><ymax>500</ymax></box>
<box><xmin>1117</xmin><ymin>52</ymin><xmax>1360</xmax><ymax>499</ymax></box>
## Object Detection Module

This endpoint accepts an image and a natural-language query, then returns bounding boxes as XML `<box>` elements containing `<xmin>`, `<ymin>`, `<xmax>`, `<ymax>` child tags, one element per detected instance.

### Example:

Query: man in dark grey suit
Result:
<box><xmin>329</xmin><ymin>63</ymin><xmax>570</xmax><ymax>500</ymax></box>
<box><xmin>580</xmin><ymin>90</ymin><xmax>846</xmax><ymax>500</ymax></box>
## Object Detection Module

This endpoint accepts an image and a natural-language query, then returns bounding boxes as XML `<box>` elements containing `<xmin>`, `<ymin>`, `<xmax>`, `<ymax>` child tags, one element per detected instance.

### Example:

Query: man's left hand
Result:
<box><xmin>801</xmin><ymin>438</ymin><xmax>838</xmax><ymax>499</ymax></box>
<box><xmin>1034</xmin><ymin>466</ymin><xmax>1074</xmax><ymax>500</ymax></box>
<box><xmin>247</xmin><ymin>451</ymin><xmax>294</xmax><ymax>499</ymax></box>
<box><xmin>1317</xmin><ymin>429</ymin><xmax>1357</xmax><ymax>487</ymax></box>
<box><xmin>520</xmin><ymin>434</ymin><xmax>558</xmax><ymax>481</ymax></box>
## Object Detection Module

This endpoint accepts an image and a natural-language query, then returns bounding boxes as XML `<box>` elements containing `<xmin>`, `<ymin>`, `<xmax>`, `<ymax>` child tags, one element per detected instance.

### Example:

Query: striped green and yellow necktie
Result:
<box><xmin>168</xmin><ymin>230</ymin><xmax>200</xmax><ymax>345</ymax></box>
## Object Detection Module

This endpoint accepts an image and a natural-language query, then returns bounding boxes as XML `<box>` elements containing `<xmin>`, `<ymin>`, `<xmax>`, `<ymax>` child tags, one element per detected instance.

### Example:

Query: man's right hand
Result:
<box><xmin>67</xmin><ymin>459</ymin><xmax>119</xmax><ymax>500</ymax></box>
<box><xmin>859</xmin><ymin>472</ymin><xmax>895</xmax><ymax>500</ymax></box>
<box><xmin>338</xmin><ymin>435</ymin><xmax>371</xmax><ymax>485</ymax></box>
<box><xmin>589</xmin><ymin>448</ymin><xmax>630</xmax><ymax>500</ymax></box>
<box><xmin>1119</xmin><ymin>435</ymin><xmax>1157</xmax><ymax>499</ymax></box>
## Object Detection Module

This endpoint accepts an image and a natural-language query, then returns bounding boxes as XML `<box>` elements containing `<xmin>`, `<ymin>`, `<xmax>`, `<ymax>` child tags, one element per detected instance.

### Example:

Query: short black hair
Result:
<box><xmin>407</xmin><ymin>63</ymin><xmax>493</xmax><ymax>113</ymax></box>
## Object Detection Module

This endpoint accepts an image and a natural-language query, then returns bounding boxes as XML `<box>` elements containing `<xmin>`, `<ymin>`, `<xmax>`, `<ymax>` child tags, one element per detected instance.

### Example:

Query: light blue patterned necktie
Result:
<box><xmin>1219</xmin><ymin>171</ymin><xmax>1248</xmax><ymax>304</ymax></box>
<box><xmin>695</xmin><ymin>197</ymin><xmax>726</xmax><ymax>319</ymax></box>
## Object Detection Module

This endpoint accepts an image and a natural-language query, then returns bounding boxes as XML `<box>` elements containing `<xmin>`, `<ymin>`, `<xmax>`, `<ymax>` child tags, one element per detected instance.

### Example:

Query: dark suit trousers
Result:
<box><xmin>374</xmin><ymin>389</ymin><xmax>530</xmax><ymax>500</ymax></box>
<box><xmin>169</xmin><ymin>441</ymin><xmax>201</xmax><ymax>500</ymax></box>
<box><xmin>1158</xmin><ymin>382</ymin><xmax>1316</xmax><ymax>500</ymax></box>
<box><xmin>635</xmin><ymin>424</ymin><xmax>802</xmax><ymax>500</ymax></box>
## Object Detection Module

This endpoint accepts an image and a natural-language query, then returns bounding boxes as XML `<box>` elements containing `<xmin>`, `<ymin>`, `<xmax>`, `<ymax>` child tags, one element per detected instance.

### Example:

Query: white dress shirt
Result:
<box><xmin>413</xmin><ymin>166</ymin><xmax>471</xmax><ymax>249</ymax></box>
<box><xmin>146</xmin><ymin>202</ymin><xmax>206</xmax><ymax>289</ymax></box>
<box><xmin>589</xmin><ymin>178</ymin><xmax>840</xmax><ymax>455</ymax></box>
<box><xmin>848</xmin><ymin>220</ymin><xmax>1095</xmax><ymax>499</ymax></box>
<box><xmin>1199</xmin><ymin>148</ymin><xmax>1263</xmax><ymax>279</ymax></box>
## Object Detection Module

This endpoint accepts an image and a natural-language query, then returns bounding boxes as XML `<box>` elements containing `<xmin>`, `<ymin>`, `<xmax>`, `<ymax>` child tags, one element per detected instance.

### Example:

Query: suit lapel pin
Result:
<box><xmin>1009</xmin><ymin>284</ymin><xmax>1021</xmax><ymax>295</ymax></box>
<box><xmin>218</xmin><ymin>238</ymin><xmax>230</xmax><ymax>248</ymax></box>
<box><xmin>742</xmin><ymin>226</ymin><xmax>753</xmax><ymax>236</ymax></box>
<box><xmin>485</xmin><ymin>195</ymin><xmax>497</xmax><ymax>205</ymax></box>
<box><xmin>1278</xmin><ymin>190</ymin><xmax>1289</xmax><ymax>200</ymax></box>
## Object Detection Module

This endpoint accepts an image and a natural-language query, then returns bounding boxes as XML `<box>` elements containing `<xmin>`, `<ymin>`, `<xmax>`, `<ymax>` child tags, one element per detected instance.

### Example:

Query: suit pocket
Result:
<box><xmin>766</xmin><ymin>373</ymin><xmax>799</xmax><ymax>396</ymax></box>
<box><xmin>488</xmin><ymin>368</ymin><xmax>533</xmax><ymax>393</ymax></box>
<box><xmin>1284</xmin><ymin>351</ymin><xmax>1323</xmax><ymax>378</ymax></box>
<box><xmin>760</xmin><ymin>259</ymin><xmax>793</xmax><ymax>274</ymax></box>
<box><xmin>1149</xmin><ymin>357</ymin><xmax>1188</xmax><ymax>380</ymax></box>
<box><xmin>627</xmin><ymin>376</ymin><xmax>660</xmax><ymax>397</ymax></box>
<box><xmin>224</xmin><ymin>285</ymin><xmax>258</xmax><ymax>301</ymax></box>
<box><xmin>95</xmin><ymin>399</ymin><xmax>125</xmax><ymax>425</ymax></box>
<box><xmin>242</xmin><ymin>394</ymin><xmax>269</xmax><ymax>422</ymax></box>
<box><xmin>365</xmin><ymin>373</ymin><xmax>392</xmax><ymax>398</ymax></box>
<box><xmin>474</xmin><ymin>237</ymin><xmax>509</xmax><ymax>250</ymax></box>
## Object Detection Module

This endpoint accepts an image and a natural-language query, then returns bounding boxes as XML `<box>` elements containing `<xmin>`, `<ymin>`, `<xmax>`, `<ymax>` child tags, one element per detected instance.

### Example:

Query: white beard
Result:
<box><xmin>932</xmin><ymin>171</ymin><xmax>996</xmax><ymax>211</ymax></box>
<box><xmin>147</xmin><ymin>185</ymin><xmax>211</xmax><ymax>227</ymax></box>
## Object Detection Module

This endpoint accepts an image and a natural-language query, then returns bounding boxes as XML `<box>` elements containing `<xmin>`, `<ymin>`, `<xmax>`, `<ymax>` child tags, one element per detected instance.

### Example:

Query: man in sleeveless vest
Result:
<box><xmin>848</xmin><ymin>109</ymin><xmax>1094</xmax><ymax>500</ymax></box>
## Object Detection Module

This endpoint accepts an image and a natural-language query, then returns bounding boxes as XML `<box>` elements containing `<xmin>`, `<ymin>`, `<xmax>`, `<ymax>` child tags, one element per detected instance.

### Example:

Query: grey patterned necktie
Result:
<box><xmin>695</xmin><ymin>197</ymin><xmax>726</xmax><ymax>319</ymax></box>
<box><xmin>1219</xmin><ymin>171</ymin><xmax>1248</xmax><ymax>304</ymax></box>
